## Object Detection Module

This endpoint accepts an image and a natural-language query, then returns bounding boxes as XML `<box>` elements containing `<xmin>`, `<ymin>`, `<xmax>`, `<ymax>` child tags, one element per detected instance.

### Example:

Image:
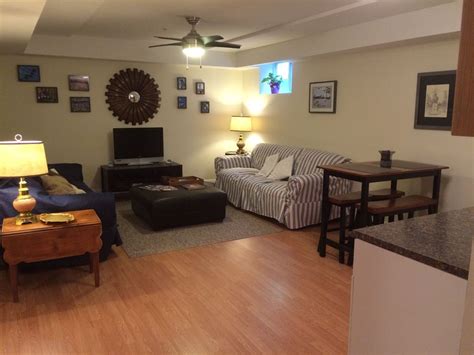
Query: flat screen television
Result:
<box><xmin>113</xmin><ymin>127</ymin><xmax>164</xmax><ymax>165</ymax></box>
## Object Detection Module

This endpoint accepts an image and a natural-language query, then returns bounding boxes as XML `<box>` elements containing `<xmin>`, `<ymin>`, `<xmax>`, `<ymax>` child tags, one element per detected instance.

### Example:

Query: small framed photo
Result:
<box><xmin>17</xmin><ymin>65</ymin><xmax>40</xmax><ymax>82</ymax></box>
<box><xmin>200</xmin><ymin>101</ymin><xmax>210</xmax><ymax>113</ymax></box>
<box><xmin>177</xmin><ymin>77</ymin><xmax>187</xmax><ymax>90</ymax></box>
<box><xmin>68</xmin><ymin>75</ymin><xmax>90</xmax><ymax>91</ymax></box>
<box><xmin>36</xmin><ymin>87</ymin><xmax>58</xmax><ymax>103</ymax></box>
<box><xmin>70</xmin><ymin>97</ymin><xmax>91</xmax><ymax>112</ymax></box>
<box><xmin>309</xmin><ymin>81</ymin><xmax>337</xmax><ymax>113</ymax></box>
<box><xmin>195</xmin><ymin>82</ymin><xmax>205</xmax><ymax>95</ymax></box>
<box><xmin>177</xmin><ymin>96</ymin><xmax>187</xmax><ymax>109</ymax></box>
<box><xmin>414</xmin><ymin>70</ymin><xmax>456</xmax><ymax>131</ymax></box>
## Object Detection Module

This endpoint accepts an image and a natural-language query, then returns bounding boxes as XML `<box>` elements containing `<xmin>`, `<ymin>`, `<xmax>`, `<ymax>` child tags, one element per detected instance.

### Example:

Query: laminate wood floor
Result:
<box><xmin>0</xmin><ymin>227</ymin><xmax>352</xmax><ymax>354</ymax></box>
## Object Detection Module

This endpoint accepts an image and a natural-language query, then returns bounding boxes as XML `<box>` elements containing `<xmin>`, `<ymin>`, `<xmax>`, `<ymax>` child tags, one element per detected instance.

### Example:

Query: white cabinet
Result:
<box><xmin>349</xmin><ymin>240</ymin><xmax>468</xmax><ymax>355</ymax></box>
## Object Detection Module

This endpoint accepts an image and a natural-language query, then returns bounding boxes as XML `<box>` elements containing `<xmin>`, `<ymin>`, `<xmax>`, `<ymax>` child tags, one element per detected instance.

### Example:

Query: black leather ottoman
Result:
<box><xmin>130</xmin><ymin>186</ymin><xmax>227</xmax><ymax>230</ymax></box>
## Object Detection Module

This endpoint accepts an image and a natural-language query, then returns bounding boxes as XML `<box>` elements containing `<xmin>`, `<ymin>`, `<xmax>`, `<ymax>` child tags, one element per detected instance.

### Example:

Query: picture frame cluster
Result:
<box><xmin>17</xmin><ymin>65</ymin><xmax>91</xmax><ymax>113</ymax></box>
<box><xmin>176</xmin><ymin>76</ymin><xmax>209</xmax><ymax>113</ymax></box>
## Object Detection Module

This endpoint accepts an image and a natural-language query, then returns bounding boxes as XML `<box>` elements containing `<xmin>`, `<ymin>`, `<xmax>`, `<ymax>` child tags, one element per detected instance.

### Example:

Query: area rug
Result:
<box><xmin>116</xmin><ymin>201</ymin><xmax>284</xmax><ymax>258</ymax></box>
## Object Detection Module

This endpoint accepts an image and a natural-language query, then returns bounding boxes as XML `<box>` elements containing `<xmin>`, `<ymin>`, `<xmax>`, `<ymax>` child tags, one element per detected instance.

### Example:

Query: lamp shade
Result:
<box><xmin>230</xmin><ymin>116</ymin><xmax>252</xmax><ymax>132</ymax></box>
<box><xmin>0</xmin><ymin>140</ymin><xmax>48</xmax><ymax>177</ymax></box>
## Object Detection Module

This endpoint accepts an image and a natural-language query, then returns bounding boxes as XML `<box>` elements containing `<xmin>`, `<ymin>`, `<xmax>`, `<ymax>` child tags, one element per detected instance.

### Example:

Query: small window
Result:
<box><xmin>259</xmin><ymin>61</ymin><xmax>293</xmax><ymax>94</ymax></box>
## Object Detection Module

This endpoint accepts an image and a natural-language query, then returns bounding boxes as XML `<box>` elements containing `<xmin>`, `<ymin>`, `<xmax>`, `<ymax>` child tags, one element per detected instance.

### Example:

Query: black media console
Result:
<box><xmin>100</xmin><ymin>161</ymin><xmax>183</xmax><ymax>194</ymax></box>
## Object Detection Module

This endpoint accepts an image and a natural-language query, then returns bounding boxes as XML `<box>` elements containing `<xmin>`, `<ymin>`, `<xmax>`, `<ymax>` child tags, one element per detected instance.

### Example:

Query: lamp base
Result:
<box><xmin>15</xmin><ymin>212</ymin><xmax>37</xmax><ymax>226</ymax></box>
<box><xmin>12</xmin><ymin>178</ymin><xmax>37</xmax><ymax>225</ymax></box>
<box><xmin>236</xmin><ymin>134</ymin><xmax>247</xmax><ymax>155</ymax></box>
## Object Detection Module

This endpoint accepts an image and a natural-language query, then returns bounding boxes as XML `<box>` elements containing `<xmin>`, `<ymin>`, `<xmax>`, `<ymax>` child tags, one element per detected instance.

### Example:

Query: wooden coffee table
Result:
<box><xmin>1</xmin><ymin>209</ymin><xmax>102</xmax><ymax>302</ymax></box>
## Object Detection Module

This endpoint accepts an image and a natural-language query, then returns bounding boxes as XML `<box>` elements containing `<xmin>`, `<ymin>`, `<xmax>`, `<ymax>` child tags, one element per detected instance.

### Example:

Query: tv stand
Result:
<box><xmin>127</xmin><ymin>161</ymin><xmax>153</xmax><ymax>166</ymax></box>
<box><xmin>101</xmin><ymin>161</ymin><xmax>182</xmax><ymax>194</ymax></box>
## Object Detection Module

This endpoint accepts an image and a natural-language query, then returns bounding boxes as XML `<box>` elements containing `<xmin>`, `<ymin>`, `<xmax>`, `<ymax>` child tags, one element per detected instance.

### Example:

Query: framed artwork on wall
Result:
<box><xmin>309</xmin><ymin>81</ymin><xmax>337</xmax><ymax>113</ymax></box>
<box><xmin>177</xmin><ymin>96</ymin><xmax>187</xmax><ymax>109</ymax></box>
<box><xmin>195</xmin><ymin>82</ymin><xmax>205</xmax><ymax>95</ymax></box>
<box><xmin>309</xmin><ymin>80</ymin><xmax>337</xmax><ymax>113</ymax></box>
<box><xmin>414</xmin><ymin>70</ymin><xmax>456</xmax><ymax>130</ymax></box>
<box><xmin>70</xmin><ymin>97</ymin><xmax>91</xmax><ymax>112</ymax></box>
<box><xmin>36</xmin><ymin>87</ymin><xmax>58</xmax><ymax>103</ymax></box>
<box><xmin>69</xmin><ymin>75</ymin><xmax>90</xmax><ymax>91</ymax></box>
<box><xmin>200</xmin><ymin>101</ymin><xmax>210</xmax><ymax>113</ymax></box>
<box><xmin>177</xmin><ymin>77</ymin><xmax>187</xmax><ymax>90</ymax></box>
<box><xmin>17</xmin><ymin>65</ymin><xmax>41</xmax><ymax>82</ymax></box>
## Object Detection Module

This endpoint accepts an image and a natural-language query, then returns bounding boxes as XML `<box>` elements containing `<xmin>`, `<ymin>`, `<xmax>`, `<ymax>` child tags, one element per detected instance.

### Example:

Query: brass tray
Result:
<box><xmin>39</xmin><ymin>213</ymin><xmax>75</xmax><ymax>224</ymax></box>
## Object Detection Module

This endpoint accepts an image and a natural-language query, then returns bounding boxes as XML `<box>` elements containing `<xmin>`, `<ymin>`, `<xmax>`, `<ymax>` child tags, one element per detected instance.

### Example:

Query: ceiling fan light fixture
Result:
<box><xmin>182</xmin><ymin>44</ymin><xmax>205</xmax><ymax>58</ymax></box>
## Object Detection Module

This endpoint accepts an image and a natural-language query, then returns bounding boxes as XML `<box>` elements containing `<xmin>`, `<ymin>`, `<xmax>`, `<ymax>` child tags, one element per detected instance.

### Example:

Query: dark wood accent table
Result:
<box><xmin>317</xmin><ymin>160</ymin><xmax>449</xmax><ymax>257</ymax></box>
<box><xmin>1</xmin><ymin>209</ymin><xmax>102</xmax><ymax>302</ymax></box>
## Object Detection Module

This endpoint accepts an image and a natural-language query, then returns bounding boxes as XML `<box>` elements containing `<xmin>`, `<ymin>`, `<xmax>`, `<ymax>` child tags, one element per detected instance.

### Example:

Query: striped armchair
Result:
<box><xmin>215</xmin><ymin>143</ymin><xmax>351</xmax><ymax>229</ymax></box>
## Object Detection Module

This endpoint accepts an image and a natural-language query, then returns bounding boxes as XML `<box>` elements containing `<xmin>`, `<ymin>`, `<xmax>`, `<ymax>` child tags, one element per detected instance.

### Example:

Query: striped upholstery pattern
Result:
<box><xmin>286</xmin><ymin>175</ymin><xmax>352</xmax><ymax>228</ymax></box>
<box><xmin>215</xmin><ymin>155</ymin><xmax>251</xmax><ymax>175</ymax></box>
<box><xmin>215</xmin><ymin>143</ymin><xmax>352</xmax><ymax>229</ymax></box>
<box><xmin>250</xmin><ymin>144</ymin><xmax>302</xmax><ymax>170</ymax></box>
<box><xmin>294</xmin><ymin>148</ymin><xmax>350</xmax><ymax>175</ymax></box>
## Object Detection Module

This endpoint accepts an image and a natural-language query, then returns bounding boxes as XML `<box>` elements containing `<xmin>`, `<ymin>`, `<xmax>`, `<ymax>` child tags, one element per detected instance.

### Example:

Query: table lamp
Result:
<box><xmin>230</xmin><ymin>115</ymin><xmax>252</xmax><ymax>155</ymax></box>
<box><xmin>0</xmin><ymin>134</ymin><xmax>48</xmax><ymax>225</ymax></box>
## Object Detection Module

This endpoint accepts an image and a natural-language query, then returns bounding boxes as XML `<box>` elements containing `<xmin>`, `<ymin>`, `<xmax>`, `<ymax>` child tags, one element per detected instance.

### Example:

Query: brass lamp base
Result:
<box><xmin>15</xmin><ymin>212</ymin><xmax>37</xmax><ymax>226</ymax></box>
<box><xmin>12</xmin><ymin>177</ymin><xmax>37</xmax><ymax>225</ymax></box>
<box><xmin>235</xmin><ymin>133</ymin><xmax>247</xmax><ymax>155</ymax></box>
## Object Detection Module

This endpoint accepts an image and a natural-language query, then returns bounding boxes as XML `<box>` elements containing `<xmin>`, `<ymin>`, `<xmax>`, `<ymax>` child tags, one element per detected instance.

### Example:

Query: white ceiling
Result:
<box><xmin>0</xmin><ymin>0</ymin><xmax>459</xmax><ymax>65</ymax></box>
<box><xmin>33</xmin><ymin>0</ymin><xmax>453</xmax><ymax>50</ymax></box>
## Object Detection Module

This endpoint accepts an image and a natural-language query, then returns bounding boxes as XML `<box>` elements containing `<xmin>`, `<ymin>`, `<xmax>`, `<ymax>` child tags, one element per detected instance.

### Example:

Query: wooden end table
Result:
<box><xmin>1</xmin><ymin>209</ymin><xmax>102</xmax><ymax>302</ymax></box>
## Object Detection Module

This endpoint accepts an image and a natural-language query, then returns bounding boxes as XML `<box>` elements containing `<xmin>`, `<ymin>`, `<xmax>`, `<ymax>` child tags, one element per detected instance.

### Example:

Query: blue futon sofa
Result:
<box><xmin>0</xmin><ymin>163</ymin><xmax>122</xmax><ymax>267</ymax></box>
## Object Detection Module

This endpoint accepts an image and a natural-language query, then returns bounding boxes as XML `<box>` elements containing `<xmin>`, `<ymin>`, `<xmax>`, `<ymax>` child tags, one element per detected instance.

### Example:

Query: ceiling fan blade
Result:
<box><xmin>154</xmin><ymin>36</ymin><xmax>183</xmax><ymax>41</ymax></box>
<box><xmin>200</xmin><ymin>35</ymin><xmax>224</xmax><ymax>45</ymax></box>
<box><xmin>205</xmin><ymin>41</ymin><xmax>241</xmax><ymax>49</ymax></box>
<box><xmin>149</xmin><ymin>42</ymin><xmax>183</xmax><ymax>48</ymax></box>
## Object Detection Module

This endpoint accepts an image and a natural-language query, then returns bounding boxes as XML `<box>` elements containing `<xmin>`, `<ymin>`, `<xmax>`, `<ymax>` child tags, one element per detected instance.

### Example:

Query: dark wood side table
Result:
<box><xmin>317</xmin><ymin>160</ymin><xmax>449</xmax><ymax>257</ymax></box>
<box><xmin>1</xmin><ymin>209</ymin><xmax>102</xmax><ymax>302</ymax></box>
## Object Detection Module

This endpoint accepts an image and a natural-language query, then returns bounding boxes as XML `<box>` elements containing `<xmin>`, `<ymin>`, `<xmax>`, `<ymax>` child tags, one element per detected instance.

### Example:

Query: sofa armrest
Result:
<box><xmin>214</xmin><ymin>155</ymin><xmax>252</xmax><ymax>175</ymax></box>
<box><xmin>287</xmin><ymin>174</ymin><xmax>352</xmax><ymax>203</ymax></box>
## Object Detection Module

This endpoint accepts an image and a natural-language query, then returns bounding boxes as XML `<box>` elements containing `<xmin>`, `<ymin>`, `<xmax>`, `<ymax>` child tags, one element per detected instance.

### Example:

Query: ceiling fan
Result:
<box><xmin>149</xmin><ymin>16</ymin><xmax>241</xmax><ymax>64</ymax></box>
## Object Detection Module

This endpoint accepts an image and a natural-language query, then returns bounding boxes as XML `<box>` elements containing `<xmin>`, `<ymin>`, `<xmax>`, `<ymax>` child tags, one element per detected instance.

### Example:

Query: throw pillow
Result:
<box><xmin>257</xmin><ymin>153</ymin><xmax>279</xmax><ymax>177</ymax></box>
<box><xmin>40</xmin><ymin>170</ymin><xmax>86</xmax><ymax>195</ymax></box>
<box><xmin>267</xmin><ymin>155</ymin><xmax>294</xmax><ymax>180</ymax></box>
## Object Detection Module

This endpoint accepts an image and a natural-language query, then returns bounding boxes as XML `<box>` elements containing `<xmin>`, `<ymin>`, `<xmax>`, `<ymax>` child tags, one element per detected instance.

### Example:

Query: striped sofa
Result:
<box><xmin>215</xmin><ymin>143</ymin><xmax>351</xmax><ymax>229</ymax></box>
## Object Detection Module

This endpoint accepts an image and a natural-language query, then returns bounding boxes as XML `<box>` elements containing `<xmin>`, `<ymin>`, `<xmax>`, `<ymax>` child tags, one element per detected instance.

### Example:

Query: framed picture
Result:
<box><xmin>70</xmin><ymin>97</ymin><xmax>91</xmax><ymax>112</ymax></box>
<box><xmin>177</xmin><ymin>77</ymin><xmax>186</xmax><ymax>90</ymax></box>
<box><xmin>68</xmin><ymin>75</ymin><xmax>90</xmax><ymax>91</ymax></box>
<box><xmin>309</xmin><ymin>81</ymin><xmax>337</xmax><ymax>113</ymax></box>
<box><xmin>36</xmin><ymin>87</ymin><xmax>58</xmax><ymax>103</ymax></box>
<box><xmin>17</xmin><ymin>65</ymin><xmax>40</xmax><ymax>82</ymax></box>
<box><xmin>195</xmin><ymin>82</ymin><xmax>205</xmax><ymax>95</ymax></box>
<box><xmin>200</xmin><ymin>101</ymin><xmax>210</xmax><ymax>113</ymax></box>
<box><xmin>414</xmin><ymin>71</ymin><xmax>456</xmax><ymax>130</ymax></box>
<box><xmin>177</xmin><ymin>96</ymin><xmax>187</xmax><ymax>109</ymax></box>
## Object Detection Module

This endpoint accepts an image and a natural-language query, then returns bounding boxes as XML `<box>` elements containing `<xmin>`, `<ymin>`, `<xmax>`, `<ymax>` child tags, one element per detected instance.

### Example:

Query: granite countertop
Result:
<box><xmin>351</xmin><ymin>207</ymin><xmax>474</xmax><ymax>279</ymax></box>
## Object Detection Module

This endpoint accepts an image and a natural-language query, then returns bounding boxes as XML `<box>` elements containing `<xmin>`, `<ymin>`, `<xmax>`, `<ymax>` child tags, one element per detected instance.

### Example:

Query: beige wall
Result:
<box><xmin>2</xmin><ymin>39</ymin><xmax>473</xmax><ymax>212</ymax></box>
<box><xmin>243</xmin><ymin>39</ymin><xmax>474</xmax><ymax>212</ymax></box>
<box><xmin>0</xmin><ymin>55</ymin><xmax>244</xmax><ymax>189</ymax></box>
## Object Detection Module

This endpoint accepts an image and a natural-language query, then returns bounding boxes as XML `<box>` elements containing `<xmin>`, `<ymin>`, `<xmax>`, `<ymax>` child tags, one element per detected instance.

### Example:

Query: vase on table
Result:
<box><xmin>379</xmin><ymin>150</ymin><xmax>395</xmax><ymax>168</ymax></box>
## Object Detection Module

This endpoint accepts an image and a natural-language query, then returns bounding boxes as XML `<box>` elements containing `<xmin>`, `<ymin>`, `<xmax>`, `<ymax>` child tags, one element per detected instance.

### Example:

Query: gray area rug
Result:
<box><xmin>116</xmin><ymin>201</ymin><xmax>283</xmax><ymax>258</ymax></box>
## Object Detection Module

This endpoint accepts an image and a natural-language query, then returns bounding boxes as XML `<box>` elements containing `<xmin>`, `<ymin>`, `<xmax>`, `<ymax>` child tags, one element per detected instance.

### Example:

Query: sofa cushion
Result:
<box><xmin>294</xmin><ymin>148</ymin><xmax>350</xmax><ymax>175</ymax></box>
<box><xmin>268</xmin><ymin>155</ymin><xmax>294</xmax><ymax>180</ymax></box>
<box><xmin>257</xmin><ymin>153</ymin><xmax>279</xmax><ymax>177</ymax></box>
<box><xmin>251</xmin><ymin>143</ymin><xmax>302</xmax><ymax>170</ymax></box>
<box><xmin>40</xmin><ymin>173</ymin><xmax>86</xmax><ymax>195</ymax></box>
